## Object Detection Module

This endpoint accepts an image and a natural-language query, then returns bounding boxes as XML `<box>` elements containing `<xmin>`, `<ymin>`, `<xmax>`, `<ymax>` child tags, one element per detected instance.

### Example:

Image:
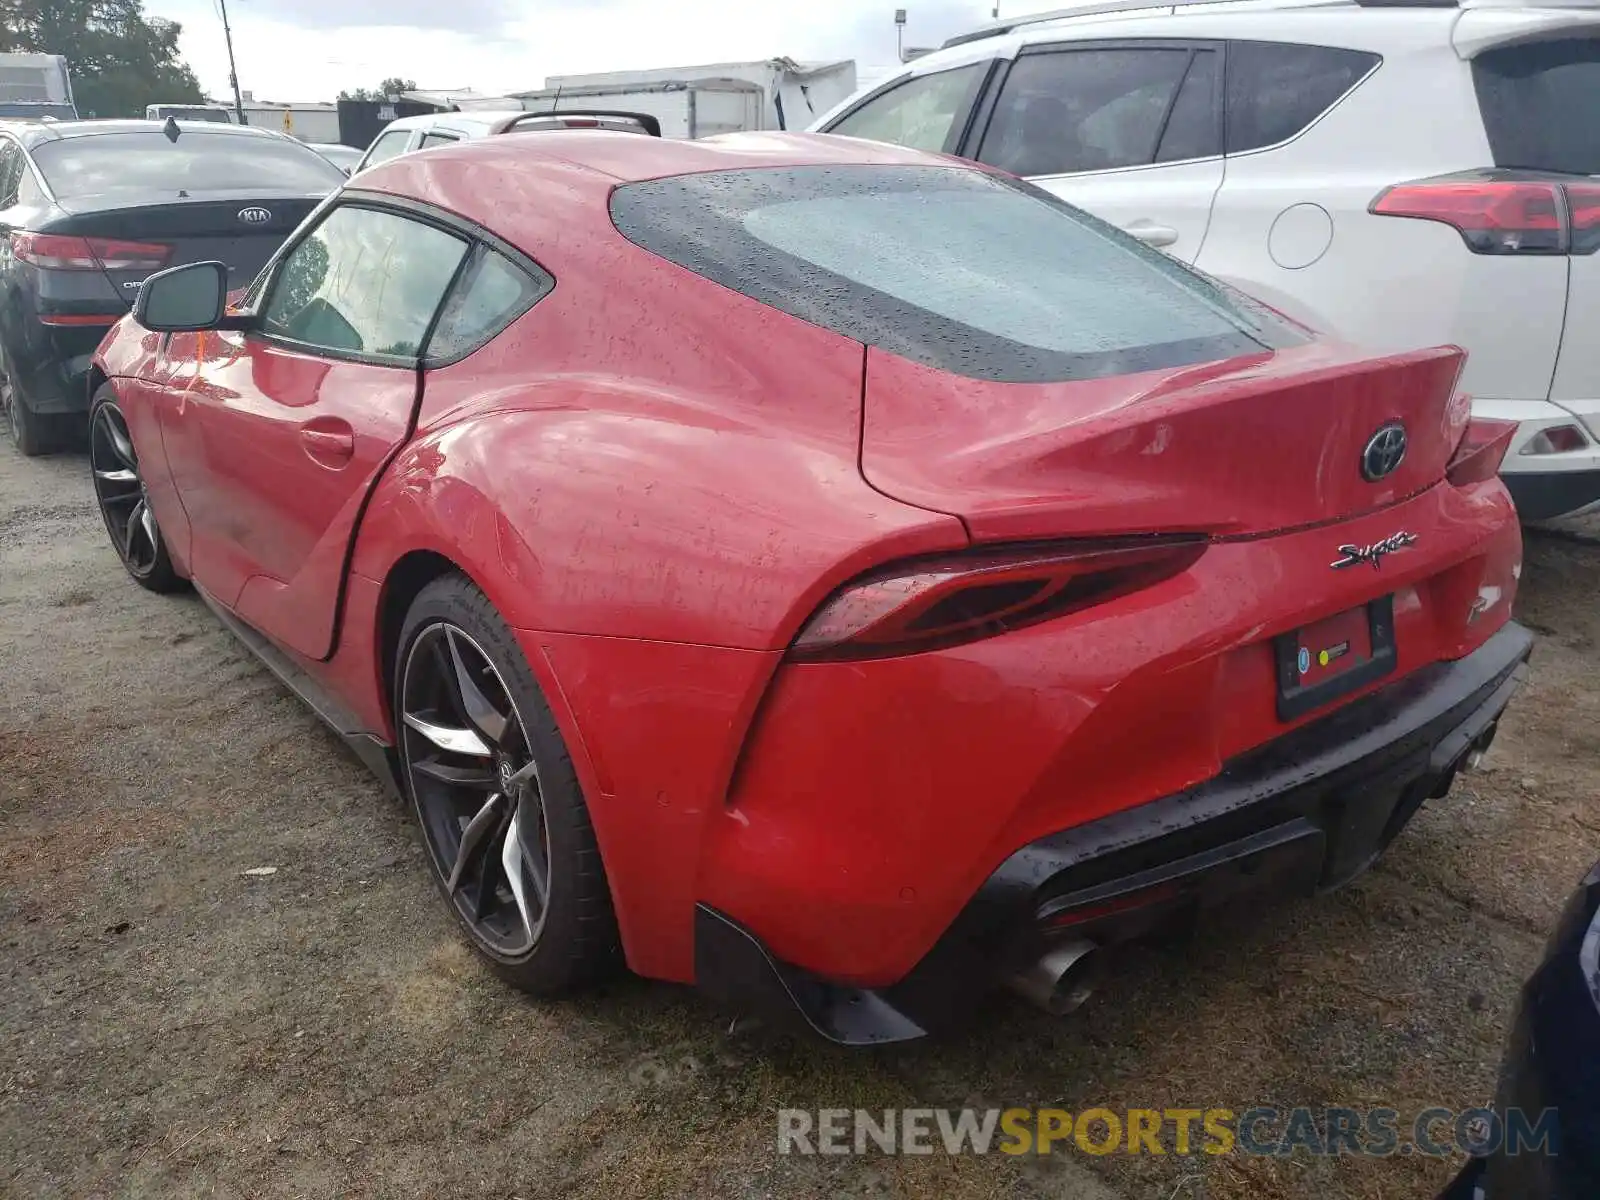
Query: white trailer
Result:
<box><xmin>143</xmin><ymin>98</ymin><xmax>342</xmax><ymax>143</ymax></box>
<box><xmin>0</xmin><ymin>52</ymin><xmax>76</xmax><ymax>119</ymax></box>
<box><xmin>514</xmin><ymin>58</ymin><xmax>858</xmax><ymax>138</ymax></box>
<box><xmin>238</xmin><ymin>101</ymin><xmax>341</xmax><ymax>143</ymax></box>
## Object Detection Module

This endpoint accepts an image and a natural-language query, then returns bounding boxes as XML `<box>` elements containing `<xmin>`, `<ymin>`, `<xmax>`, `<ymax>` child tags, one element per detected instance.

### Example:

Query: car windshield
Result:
<box><xmin>610</xmin><ymin>165</ymin><xmax>1305</xmax><ymax>384</ymax></box>
<box><xmin>33</xmin><ymin>130</ymin><xmax>346</xmax><ymax>199</ymax></box>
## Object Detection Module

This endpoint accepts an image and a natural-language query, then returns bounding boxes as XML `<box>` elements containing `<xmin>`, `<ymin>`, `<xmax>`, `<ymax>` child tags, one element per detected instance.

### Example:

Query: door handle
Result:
<box><xmin>1122</xmin><ymin>221</ymin><xmax>1180</xmax><ymax>248</ymax></box>
<box><xmin>299</xmin><ymin>422</ymin><xmax>354</xmax><ymax>466</ymax></box>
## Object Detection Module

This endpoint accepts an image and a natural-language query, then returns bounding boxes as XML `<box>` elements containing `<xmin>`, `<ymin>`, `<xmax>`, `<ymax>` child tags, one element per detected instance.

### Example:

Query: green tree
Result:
<box><xmin>0</xmin><ymin>0</ymin><xmax>205</xmax><ymax>117</ymax></box>
<box><xmin>338</xmin><ymin>77</ymin><xmax>418</xmax><ymax>102</ymax></box>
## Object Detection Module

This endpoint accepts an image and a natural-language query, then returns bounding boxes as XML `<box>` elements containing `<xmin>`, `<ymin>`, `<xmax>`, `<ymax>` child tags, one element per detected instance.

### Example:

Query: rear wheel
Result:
<box><xmin>396</xmin><ymin>574</ymin><xmax>621</xmax><ymax>994</ymax></box>
<box><xmin>1</xmin><ymin>355</ymin><xmax>52</xmax><ymax>457</ymax></box>
<box><xmin>89</xmin><ymin>385</ymin><xmax>183</xmax><ymax>593</ymax></box>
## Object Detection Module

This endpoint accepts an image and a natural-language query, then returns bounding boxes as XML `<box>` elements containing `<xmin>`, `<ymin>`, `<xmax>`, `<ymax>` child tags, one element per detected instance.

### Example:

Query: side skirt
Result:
<box><xmin>196</xmin><ymin>584</ymin><xmax>404</xmax><ymax>801</ymax></box>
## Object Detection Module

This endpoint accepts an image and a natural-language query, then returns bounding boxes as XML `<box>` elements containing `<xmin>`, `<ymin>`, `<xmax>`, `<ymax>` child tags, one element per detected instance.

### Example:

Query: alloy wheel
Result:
<box><xmin>89</xmin><ymin>402</ymin><xmax>161</xmax><ymax>578</ymax></box>
<box><xmin>1</xmin><ymin>359</ymin><xmax>23</xmax><ymax>451</ymax></box>
<box><xmin>399</xmin><ymin>622</ymin><xmax>553</xmax><ymax>958</ymax></box>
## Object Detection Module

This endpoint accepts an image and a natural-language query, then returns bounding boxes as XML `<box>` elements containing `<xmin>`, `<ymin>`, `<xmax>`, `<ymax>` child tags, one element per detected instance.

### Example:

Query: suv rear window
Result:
<box><xmin>610</xmin><ymin>165</ymin><xmax>1304</xmax><ymax>384</ymax></box>
<box><xmin>32</xmin><ymin>131</ymin><xmax>345</xmax><ymax>198</ymax></box>
<box><xmin>1225</xmin><ymin>41</ymin><xmax>1379</xmax><ymax>154</ymax></box>
<box><xmin>1474</xmin><ymin>38</ymin><xmax>1600</xmax><ymax>175</ymax></box>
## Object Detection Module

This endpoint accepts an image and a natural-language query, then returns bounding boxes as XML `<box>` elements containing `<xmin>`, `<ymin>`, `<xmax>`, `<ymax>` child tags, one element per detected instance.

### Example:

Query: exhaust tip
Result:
<box><xmin>1008</xmin><ymin>939</ymin><xmax>1104</xmax><ymax>1016</ymax></box>
<box><xmin>1465</xmin><ymin>722</ymin><xmax>1501</xmax><ymax>773</ymax></box>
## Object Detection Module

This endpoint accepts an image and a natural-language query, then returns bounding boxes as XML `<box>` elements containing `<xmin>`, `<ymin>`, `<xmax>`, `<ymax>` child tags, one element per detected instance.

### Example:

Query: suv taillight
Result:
<box><xmin>1371</xmin><ymin>178</ymin><xmax>1600</xmax><ymax>256</ymax></box>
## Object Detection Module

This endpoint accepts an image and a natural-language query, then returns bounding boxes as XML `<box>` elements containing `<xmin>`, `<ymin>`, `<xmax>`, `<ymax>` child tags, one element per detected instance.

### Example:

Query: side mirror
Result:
<box><xmin>133</xmin><ymin>261</ymin><xmax>228</xmax><ymax>332</ymax></box>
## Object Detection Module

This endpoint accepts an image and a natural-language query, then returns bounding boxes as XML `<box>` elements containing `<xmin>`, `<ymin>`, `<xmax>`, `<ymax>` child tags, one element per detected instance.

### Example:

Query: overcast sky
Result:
<box><xmin>151</xmin><ymin>0</ymin><xmax>1064</xmax><ymax>104</ymax></box>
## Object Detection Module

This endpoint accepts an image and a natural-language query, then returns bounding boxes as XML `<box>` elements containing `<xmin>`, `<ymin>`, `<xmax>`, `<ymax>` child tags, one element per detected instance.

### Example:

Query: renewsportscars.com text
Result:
<box><xmin>777</xmin><ymin>1106</ymin><xmax>1559</xmax><ymax>1159</ymax></box>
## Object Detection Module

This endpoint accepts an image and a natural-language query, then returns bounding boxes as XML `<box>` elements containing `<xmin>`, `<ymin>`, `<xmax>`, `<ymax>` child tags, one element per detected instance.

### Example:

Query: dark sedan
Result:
<box><xmin>0</xmin><ymin>119</ymin><xmax>345</xmax><ymax>455</ymax></box>
<box><xmin>1444</xmin><ymin>860</ymin><xmax>1600</xmax><ymax>1199</ymax></box>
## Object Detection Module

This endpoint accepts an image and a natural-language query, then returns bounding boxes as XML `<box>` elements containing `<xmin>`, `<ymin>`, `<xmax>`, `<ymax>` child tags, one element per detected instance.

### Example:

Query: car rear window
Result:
<box><xmin>609</xmin><ymin>165</ymin><xmax>1304</xmax><ymax>384</ymax></box>
<box><xmin>32</xmin><ymin>131</ymin><xmax>345</xmax><ymax>199</ymax></box>
<box><xmin>1474</xmin><ymin>38</ymin><xmax>1600</xmax><ymax>175</ymax></box>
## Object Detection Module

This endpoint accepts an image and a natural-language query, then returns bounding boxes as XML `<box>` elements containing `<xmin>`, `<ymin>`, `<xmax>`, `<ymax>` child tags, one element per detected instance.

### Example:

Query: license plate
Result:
<box><xmin>1275</xmin><ymin>596</ymin><xmax>1397</xmax><ymax>720</ymax></box>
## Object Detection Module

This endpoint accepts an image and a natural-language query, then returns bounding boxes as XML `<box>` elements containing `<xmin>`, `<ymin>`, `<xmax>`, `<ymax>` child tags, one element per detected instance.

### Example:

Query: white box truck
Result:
<box><xmin>515</xmin><ymin>58</ymin><xmax>858</xmax><ymax>138</ymax></box>
<box><xmin>0</xmin><ymin>52</ymin><xmax>76</xmax><ymax>119</ymax></box>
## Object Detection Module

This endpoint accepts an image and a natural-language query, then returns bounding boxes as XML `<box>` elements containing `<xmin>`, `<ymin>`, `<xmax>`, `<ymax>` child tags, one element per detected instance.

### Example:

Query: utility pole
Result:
<box><xmin>218</xmin><ymin>0</ymin><xmax>246</xmax><ymax>124</ymax></box>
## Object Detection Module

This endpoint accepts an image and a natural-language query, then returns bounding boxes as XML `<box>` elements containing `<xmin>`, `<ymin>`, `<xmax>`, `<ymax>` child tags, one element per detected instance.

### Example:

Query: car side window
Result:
<box><xmin>419</xmin><ymin>132</ymin><xmax>460</xmax><ymax>148</ymax></box>
<box><xmin>426</xmin><ymin>244</ymin><xmax>551</xmax><ymax>363</ymax></box>
<box><xmin>826</xmin><ymin>63</ymin><xmax>988</xmax><ymax>154</ymax></box>
<box><xmin>260</xmin><ymin>205</ymin><xmax>468</xmax><ymax>360</ymax></box>
<box><xmin>978</xmin><ymin>48</ymin><xmax>1197</xmax><ymax>177</ymax></box>
<box><xmin>361</xmin><ymin>128</ymin><xmax>413</xmax><ymax>170</ymax></box>
<box><xmin>0</xmin><ymin>142</ymin><xmax>23</xmax><ymax>208</ymax></box>
<box><xmin>1155</xmin><ymin>50</ymin><xmax>1221</xmax><ymax>162</ymax></box>
<box><xmin>1225</xmin><ymin>41</ymin><xmax>1380</xmax><ymax>154</ymax></box>
<box><xmin>14</xmin><ymin>162</ymin><xmax>42</xmax><ymax>207</ymax></box>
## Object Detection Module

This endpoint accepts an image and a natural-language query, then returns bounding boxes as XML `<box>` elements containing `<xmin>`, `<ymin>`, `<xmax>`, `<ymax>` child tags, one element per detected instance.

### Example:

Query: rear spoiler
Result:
<box><xmin>492</xmin><ymin>110</ymin><xmax>662</xmax><ymax>138</ymax></box>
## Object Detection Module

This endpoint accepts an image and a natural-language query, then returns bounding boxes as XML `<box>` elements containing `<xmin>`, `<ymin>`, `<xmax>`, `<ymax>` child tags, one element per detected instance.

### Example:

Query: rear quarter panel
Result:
<box><xmin>344</xmin><ymin>222</ymin><xmax>968</xmax><ymax>979</ymax></box>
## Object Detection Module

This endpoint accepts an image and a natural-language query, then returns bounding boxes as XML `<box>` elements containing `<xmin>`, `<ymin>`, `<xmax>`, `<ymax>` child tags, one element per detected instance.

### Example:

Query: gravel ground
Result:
<box><xmin>2</xmin><ymin>445</ymin><xmax>1597</xmax><ymax>1200</ymax></box>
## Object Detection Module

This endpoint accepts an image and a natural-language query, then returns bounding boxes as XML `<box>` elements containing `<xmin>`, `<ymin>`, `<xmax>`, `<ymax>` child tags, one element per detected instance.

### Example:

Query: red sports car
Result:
<box><xmin>90</xmin><ymin>130</ymin><xmax>1532</xmax><ymax>1044</ymax></box>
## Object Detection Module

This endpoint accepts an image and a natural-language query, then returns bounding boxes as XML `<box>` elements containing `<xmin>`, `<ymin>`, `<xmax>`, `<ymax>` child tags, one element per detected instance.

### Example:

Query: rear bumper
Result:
<box><xmin>1474</xmin><ymin>398</ymin><xmax>1600</xmax><ymax>519</ymax></box>
<box><xmin>13</xmin><ymin>323</ymin><xmax>108</xmax><ymax>416</ymax></box>
<box><xmin>694</xmin><ymin>621</ymin><xmax>1534</xmax><ymax>1045</ymax></box>
<box><xmin>1503</xmin><ymin>469</ymin><xmax>1600</xmax><ymax>522</ymax></box>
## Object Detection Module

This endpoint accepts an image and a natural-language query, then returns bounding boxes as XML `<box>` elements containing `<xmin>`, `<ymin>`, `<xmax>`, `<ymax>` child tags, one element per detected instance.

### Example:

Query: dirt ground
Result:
<box><xmin>3</xmin><ymin>444</ymin><xmax>1597</xmax><ymax>1200</ymax></box>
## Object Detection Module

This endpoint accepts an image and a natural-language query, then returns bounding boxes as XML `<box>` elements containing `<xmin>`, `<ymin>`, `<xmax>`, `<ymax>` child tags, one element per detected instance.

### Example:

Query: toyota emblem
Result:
<box><xmin>1361</xmin><ymin>423</ymin><xmax>1408</xmax><ymax>482</ymax></box>
<box><xmin>237</xmin><ymin>206</ymin><xmax>272</xmax><ymax>225</ymax></box>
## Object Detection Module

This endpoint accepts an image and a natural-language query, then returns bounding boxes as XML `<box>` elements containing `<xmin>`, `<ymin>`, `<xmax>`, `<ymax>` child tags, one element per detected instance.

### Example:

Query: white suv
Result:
<box><xmin>811</xmin><ymin>0</ymin><xmax>1600</xmax><ymax>520</ymax></box>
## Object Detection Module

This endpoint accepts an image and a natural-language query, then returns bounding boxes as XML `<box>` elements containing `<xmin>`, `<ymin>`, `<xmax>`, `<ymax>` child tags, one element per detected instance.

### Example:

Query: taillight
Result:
<box><xmin>85</xmin><ymin>238</ymin><xmax>171</xmax><ymax>271</ymax></box>
<box><xmin>1371</xmin><ymin>177</ymin><xmax>1600</xmax><ymax>256</ymax></box>
<box><xmin>1569</xmin><ymin>182</ymin><xmax>1600</xmax><ymax>256</ymax></box>
<box><xmin>1446</xmin><ymin>417</ymin><xmax>1519</xmax><ymax>487</ymax></box>
<box><xmin>788</xmin><ymin>538</ymin><xmax>1205</xmax><ymax>663</ymax></box>
<box><xmin>1371</xmin><ymin>180</ymin><xmax>1566</xmax><ymax>254</ymax></box>
<box><xmin>1520</xmin><ymin>423</ymin><xmax>1590</xmax><ymax>456</ymax></box>
<box><xmin>9</xmin><ymin>232</ymin><xmax>169</xmax><ymax>271</ymax></box>
<box><xmin>12</xmin><ymin>232</ymin><xmax>99</xmax><ymax>269</ymax></box>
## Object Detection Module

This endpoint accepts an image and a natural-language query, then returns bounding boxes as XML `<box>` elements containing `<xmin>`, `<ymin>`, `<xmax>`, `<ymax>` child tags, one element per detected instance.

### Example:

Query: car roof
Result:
<box><xmin>866</xmin><ymin>0</ymin><xmax>1466</xmax><ymax>88</ymax></box>
<box><xmin>359</xmin><ymin>128</ymin><xmax>965</xmax><ymax>198</ymax></box>
<box><xmin>378</xmin><ymin>109</ymin><xmax>528</xmax><ymax>135</ymax></box>
<box><xmin>5</xmin><ymin>118</ymin><xmax>295</xmax><ymax>152</ymax></box>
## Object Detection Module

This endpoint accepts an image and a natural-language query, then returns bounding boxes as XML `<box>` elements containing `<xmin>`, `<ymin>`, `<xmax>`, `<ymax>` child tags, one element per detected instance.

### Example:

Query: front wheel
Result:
<box><xmin>89</xmin><ymin>386</ymin><xmax>184</xmax><ymax>593</ymax></box>
<box><xmin>396</xmin><ymin>574</ymin><xmax>621</xmax><ymax>994</ymax></box>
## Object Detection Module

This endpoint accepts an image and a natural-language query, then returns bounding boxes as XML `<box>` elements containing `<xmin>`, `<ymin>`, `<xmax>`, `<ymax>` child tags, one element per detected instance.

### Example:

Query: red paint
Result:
<box><xmin>92</xmin><ymin>131</ymin><xmax>1524</xmax><ymax>991</ymax></box>
<box><xmin>861</xmin><ymin>342</ymin><xmax>1467</xmax><ymax>541</ymax></box>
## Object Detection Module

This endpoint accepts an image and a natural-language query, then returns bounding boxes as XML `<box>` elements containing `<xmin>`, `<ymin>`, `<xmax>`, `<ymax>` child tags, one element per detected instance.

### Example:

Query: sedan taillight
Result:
<box><xmin>788</xmin><ymin>538</ymin><xmax>1206</xmax><ymax>663</ymax></box>
<box><xmin>86</xmin><ymin>238</ymin><xmax>173</xmax><ymax>271</ymax></box>
<box><xmin>10</xmin><ymin>232</ymin><xmax>171</xmax><ymax>272</ymax></box>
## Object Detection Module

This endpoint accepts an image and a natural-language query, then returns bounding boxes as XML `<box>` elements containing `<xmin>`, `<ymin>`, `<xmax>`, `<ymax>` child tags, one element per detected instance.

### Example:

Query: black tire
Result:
<box><xmin>395</xmin><ymin>573</ymin><xmax>622</xmax><ymax>994</ymax></box>
<box><xmin>2</xmin><ymin>357</ymin><xmax>53</xmax><ymax>457</ymax></box>
<box><xmin>88</xmin><ymin>385</ymin><xmax>185</xmax><ymax>593</ymax></box>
